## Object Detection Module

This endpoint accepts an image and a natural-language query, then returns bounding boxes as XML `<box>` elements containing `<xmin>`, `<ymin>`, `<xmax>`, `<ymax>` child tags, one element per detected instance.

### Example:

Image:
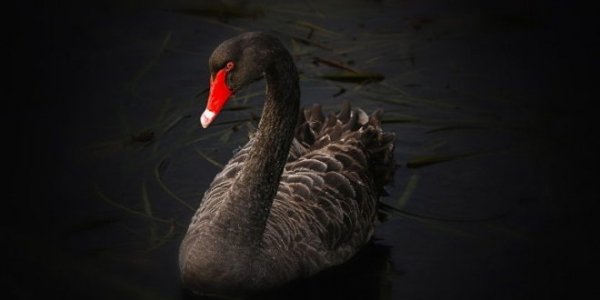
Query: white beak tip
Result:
<box><xmin>200</xmin><ymin>109</ymin><xmax>217</xmax><ymax>128</ymax></box>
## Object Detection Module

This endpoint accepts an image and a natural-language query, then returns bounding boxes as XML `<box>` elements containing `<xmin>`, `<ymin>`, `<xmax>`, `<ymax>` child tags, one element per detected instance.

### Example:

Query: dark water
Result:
<box><xmin>5</xmin><ymin>0</ymin><xmax>597</xmax><ymax>299</ymax></box>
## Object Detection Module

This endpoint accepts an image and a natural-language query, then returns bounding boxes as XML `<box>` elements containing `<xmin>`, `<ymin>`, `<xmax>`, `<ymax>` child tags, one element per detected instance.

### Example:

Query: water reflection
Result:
<box><xmin>9</xmin><ymin>0</ymin><xmax>571</xmax><ymax>298</ymax></box>
<box><xmin>181</xmin><ymin>242</ymin><xmax>393</xmax><ymax>300</ymax></box>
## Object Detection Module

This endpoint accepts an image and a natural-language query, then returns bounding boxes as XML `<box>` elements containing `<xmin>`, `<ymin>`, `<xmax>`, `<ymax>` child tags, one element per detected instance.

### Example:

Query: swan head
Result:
<box><xmin>201</xmin><ymin>32</ymin><xmax>287</xmax><ymax>128</ymax></box>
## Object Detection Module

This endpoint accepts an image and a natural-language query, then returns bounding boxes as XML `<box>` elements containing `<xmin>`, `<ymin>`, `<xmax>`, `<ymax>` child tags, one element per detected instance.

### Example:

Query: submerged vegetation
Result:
<box><xmin>84</xmin><ymin>0</ymin><xmax>527</xmax><ymax>253</ymax></box>
<box><xmin>68</xmin><ymin>1</ymin><xmax>542</xmax><ymax>298</ymax></box>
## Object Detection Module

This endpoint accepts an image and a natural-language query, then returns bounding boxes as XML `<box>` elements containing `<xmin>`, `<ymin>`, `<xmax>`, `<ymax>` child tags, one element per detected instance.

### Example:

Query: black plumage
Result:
<box><xmin>179</xmin><ymin>32</ymin><xmax>395</xmax><ymax>297</ymax></box>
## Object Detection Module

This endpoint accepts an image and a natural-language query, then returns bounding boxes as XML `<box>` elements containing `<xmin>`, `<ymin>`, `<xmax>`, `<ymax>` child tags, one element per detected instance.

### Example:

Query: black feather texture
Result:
<box><xmin>179</xmin><ymin>32</ymin><xmax>396</xmax><ymax>296</ymax></box>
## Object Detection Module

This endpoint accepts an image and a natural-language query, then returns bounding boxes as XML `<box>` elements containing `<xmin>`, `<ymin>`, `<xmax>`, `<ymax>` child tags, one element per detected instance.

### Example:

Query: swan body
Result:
<box><xmin>179</xmin><ymin>32</ymin><xmax>395</xmax><ymax>296</ymax></box>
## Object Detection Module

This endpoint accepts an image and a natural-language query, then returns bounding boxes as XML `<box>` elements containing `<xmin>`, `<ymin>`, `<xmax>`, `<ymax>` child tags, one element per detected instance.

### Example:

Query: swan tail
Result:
<box><xmin>294</xmin><ymin>101</ymin><xmax>396</xmax><ymax>189</ymax></box>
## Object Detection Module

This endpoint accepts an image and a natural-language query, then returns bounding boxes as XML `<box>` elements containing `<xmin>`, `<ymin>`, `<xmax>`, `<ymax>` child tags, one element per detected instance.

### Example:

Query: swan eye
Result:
<box><xmin>223</xmin><ymin>62</ymin><xmax>235</xmax><ymax>87</ymax></box>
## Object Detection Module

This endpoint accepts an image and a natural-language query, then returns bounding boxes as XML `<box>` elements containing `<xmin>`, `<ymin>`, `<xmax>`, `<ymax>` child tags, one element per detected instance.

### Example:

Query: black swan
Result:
<box><xmin>179</xmin><ymin>32</ymin><xmax>395</xmax><ymax>297</ymax></box>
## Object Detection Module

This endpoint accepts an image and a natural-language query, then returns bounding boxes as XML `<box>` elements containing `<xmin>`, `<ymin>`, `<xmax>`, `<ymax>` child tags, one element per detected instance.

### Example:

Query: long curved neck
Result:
<box><xmin>212</xmin><ymin>54</ymin><xmax>299</xmax><ymax>248</ymax></box>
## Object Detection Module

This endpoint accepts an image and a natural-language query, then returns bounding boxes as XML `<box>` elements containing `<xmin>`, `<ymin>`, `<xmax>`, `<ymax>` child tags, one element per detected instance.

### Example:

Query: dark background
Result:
<box><xmin>4</xmin><ymin>0</ymin><xmax>598</xmax><ymax>299</ymax></box>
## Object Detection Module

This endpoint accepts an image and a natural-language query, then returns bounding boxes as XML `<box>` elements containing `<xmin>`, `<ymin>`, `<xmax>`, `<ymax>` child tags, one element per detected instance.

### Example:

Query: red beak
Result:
<box><xmin>201</xmin><ymin>68</ymin><xmax>232</xmax><ymax>128</ymax></box>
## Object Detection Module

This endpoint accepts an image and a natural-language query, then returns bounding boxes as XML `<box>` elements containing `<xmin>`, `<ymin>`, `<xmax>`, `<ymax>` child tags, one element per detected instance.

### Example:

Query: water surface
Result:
<box><xmin>7</xmin><ymin>0</ymin><xmax>591</xmax><ymax>299</ymax></box>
